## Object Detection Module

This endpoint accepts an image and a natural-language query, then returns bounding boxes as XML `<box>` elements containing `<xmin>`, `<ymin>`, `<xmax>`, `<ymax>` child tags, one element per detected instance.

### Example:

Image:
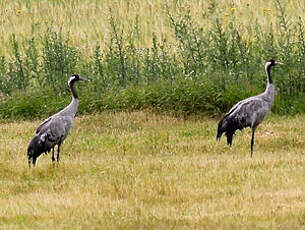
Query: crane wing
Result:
<box><xmin>227</xmin><ymin>98</ymin><xmax>265</xmax><ymax>120</ymax></box>
<box><xmin>35</xmin><ymin>116</ymin><xmax>52</xmax><ymax>134</ymax></box>
<box><xmin>224</xmin><ymin>96</ymin><xmax>258</xmax><ymax>118</ymax></box>
<box><xmin>28</xmin><ymin>114</ymin><xmax>74</xmax><ymax>162</ymax></box>
<box><xmin>217</xmin><ymin>98</ymin><xmax>266</xmax><ymax>145</ymax></box>
<box><xmin>34</xmin><ymin>116</ymin><xmax>68</xmax><ymax>149</ymax></box>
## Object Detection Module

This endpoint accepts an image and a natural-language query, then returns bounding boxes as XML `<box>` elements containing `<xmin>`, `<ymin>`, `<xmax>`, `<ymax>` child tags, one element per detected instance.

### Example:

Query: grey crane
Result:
<box><xmin>216</xmin><ymin>59</ymin><xmax>283</xmax><ymax>157</ymax></box>
<box><xmin>27</xmin><ymin>74</ymin><xmax>87</xmax><ymax>166</ymax></box>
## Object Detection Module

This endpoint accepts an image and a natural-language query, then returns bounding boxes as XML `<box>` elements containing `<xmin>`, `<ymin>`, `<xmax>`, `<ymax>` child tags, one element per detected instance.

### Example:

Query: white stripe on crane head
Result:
<box><xmin>68</xmin><ymin>75</ymin><xmax>76</xmax><ymax>86</ymax></box>
<box><xmin>265</xmin><ymin>61</ymin><xmax>272</xmax><ymax>70</ymax></box>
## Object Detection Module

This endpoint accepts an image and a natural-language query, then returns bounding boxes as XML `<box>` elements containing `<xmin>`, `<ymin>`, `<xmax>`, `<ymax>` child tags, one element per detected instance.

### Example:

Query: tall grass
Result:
<box><xmin>0</xmin><ymin>0</ymin><xmax>305</xmax><ymax>119</ymax></box>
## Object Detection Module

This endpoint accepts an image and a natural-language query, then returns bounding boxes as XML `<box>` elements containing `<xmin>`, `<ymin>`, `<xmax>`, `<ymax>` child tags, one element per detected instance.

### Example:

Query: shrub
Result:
<box><xmin>0</xmin><ymin>1</ymin><xmax>305</xmax><ymax>119</ymax></box>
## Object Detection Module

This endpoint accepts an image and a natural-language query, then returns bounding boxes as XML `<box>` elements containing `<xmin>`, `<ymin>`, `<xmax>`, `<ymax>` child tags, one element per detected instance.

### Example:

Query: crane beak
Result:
<box><xmin>79</xmin><ymin>77</ymin><xmax>89</xmax><ymax>81</ymax></box>
<box><xmin>275</xmin><ymin>61</ymin><xmax>283</xmax><ymax>65</ymax></box>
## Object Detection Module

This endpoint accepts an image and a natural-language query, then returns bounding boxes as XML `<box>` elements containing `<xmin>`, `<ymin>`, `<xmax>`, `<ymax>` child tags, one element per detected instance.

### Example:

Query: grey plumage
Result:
<box><xmin>27</xmin><ymin>74</ymin><xmax>87</xmax><ymax>166</ymax></box>
<box><xmin>216</xmin><ymin>59</ymin><xmax>282</xmax><ymax>157</ymax></box>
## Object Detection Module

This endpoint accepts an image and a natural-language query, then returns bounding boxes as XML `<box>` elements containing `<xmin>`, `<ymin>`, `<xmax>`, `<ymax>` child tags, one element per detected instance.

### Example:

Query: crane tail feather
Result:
<box><xmin>216</xmin><ymin>119</ymin><xmax>223</xmax><ymax>140</ymax></box>
<box><xmin>226</xmin><ymin>131</ymin><xmax>234</xmax><ymax>146</ymax></box>
<box><xmin>217</xmin><ymin>114</ymin><xmax>240</xmax><ymax>146</ymax></box>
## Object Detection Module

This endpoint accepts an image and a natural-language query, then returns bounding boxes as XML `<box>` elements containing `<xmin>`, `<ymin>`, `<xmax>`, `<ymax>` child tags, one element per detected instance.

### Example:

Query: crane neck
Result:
<box><xmin>265</xmin><ymin>63</ymin><xmax>273</xmax><ymax>84</ymax></box>
<box><xmin>69</xmin><ymin>80</ymin><xmax>78</xmax><ymax>99</ymax></box>
<box><xmin>263</xmin><ymin>63</ymin><xmax>275</xmax><ymax>103</ymax></box>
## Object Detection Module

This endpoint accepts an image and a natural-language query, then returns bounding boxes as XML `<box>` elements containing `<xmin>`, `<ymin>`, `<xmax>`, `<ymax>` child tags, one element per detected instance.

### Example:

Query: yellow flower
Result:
<box><xmin>230</xmin><ymin>7</ymin><xmax>236</xmax><ymax>12</ymax></box>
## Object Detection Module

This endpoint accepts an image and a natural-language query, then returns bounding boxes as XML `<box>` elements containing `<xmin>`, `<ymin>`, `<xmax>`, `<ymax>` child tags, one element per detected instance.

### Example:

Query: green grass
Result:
<box><xmin>1</xmin><ymin>111</ymin><xmax>305</xmax><ymax>229</ymax></box>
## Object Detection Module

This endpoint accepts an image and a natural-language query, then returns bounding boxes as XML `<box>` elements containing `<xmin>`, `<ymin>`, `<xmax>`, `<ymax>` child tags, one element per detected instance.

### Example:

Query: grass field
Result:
<box><xmin>0</xmin><ymin>111</ymin><xmax>305</xmax><ymax>229</ymax></box>
<box><xmin>0</xmin><ymin>0</ymin><xmax>304</xmax><ymax>52</ymax></box>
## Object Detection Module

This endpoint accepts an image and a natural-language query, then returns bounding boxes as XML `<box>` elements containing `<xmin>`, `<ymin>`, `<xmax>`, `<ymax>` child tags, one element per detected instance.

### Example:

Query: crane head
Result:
<box><xmin>266</xmin><ymin>59</ymin><xmax>283</xmax><ymax>67</ymax></box>
<box><xmin>68</xmin><ymin>74</ymin><xmax>89</xmax><ymax>87</ymax></box>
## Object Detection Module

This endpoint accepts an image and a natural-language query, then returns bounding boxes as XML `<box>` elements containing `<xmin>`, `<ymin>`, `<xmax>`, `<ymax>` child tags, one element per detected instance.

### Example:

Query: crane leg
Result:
<box><xmin>51</xmin><ymin>148</ymin><xmax>55</xmax><ymax>162</ymax></box>
<box><xmin>57</xmin><ymin>144</ymin><xmax>61</xmax><ymax>162</ymax></box>
<box><xmin>250</xmin><ymin>128</ymin><xmax>256</xmax><ymax>158</ymax></box>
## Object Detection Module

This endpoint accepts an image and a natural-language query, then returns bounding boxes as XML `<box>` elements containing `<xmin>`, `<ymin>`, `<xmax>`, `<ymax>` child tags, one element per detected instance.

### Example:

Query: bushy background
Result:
<box><xmin>0</xmin><ymin>0</ymin><xmax>304</xmax><ymax>119</ymax></box>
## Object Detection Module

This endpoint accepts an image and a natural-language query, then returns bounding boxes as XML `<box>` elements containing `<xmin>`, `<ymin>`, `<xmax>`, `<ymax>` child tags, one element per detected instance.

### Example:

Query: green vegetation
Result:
<box><xmin>1</xmin><ymin>112</ymin><xmax>305</xmax><ymax>229</ymax></box>
<box><xmin>0</xmin><ymin>0</ymin><xmax>304</xmax><ymax>118</ymax></box>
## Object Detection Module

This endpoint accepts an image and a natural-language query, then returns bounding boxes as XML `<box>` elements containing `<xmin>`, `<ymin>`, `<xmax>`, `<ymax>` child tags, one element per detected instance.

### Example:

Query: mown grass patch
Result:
<box><xmin>0</xmin><ymin>112</ymin><xmax>305</xmax><ymax>229</ymax></box>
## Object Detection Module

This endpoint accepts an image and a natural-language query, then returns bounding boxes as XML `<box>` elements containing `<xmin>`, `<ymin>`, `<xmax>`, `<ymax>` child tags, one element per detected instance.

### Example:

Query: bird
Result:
<box><xmin>27</xmin><ymin>74</ymin><xmax>88</xmax><ymax>166</ymax></box>
<box><xmin>216</xmin><ymin>59</ymin><xmax>283</xmax><ymax>157</ymax></box>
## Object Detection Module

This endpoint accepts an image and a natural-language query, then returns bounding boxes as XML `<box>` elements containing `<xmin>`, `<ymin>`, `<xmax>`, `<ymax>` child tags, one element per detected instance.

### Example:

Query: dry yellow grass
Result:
<box><xmin>0</xmin><ymin>0</ymin><xmax>304</xmax><ymax>54</ymax></box>
<box><xmin>0</xmin><ymin>111</ymin><xmax>305</xmax><ymax>229</ymax></box>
